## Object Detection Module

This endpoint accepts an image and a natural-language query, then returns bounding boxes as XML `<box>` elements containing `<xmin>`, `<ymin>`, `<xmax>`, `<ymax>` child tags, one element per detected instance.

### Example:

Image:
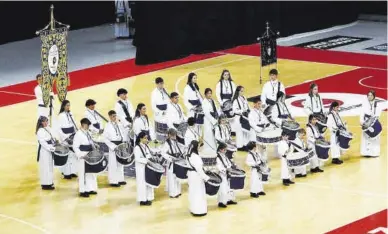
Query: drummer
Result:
<box><xmin>103</xmin><ymin>110</ymin><xmax>128</xmax><ymax>187</ymax></box>
<box><xmin>161</xmin><ymin>128</ymin><xmax>183</xmax><ymax>198</ymax></box>
<box><xmin>85</xmin><ymin>99</ymin><xmax>104</xmax><ymax>135</ymax></box>
<box><xmin>151</xmin><ymin>77</ymin><xmax>170</xmax><ymax>141</ymax></box>
<box><xmin>269</xmin><ymin>92</ymin><xmax>293</xmax><ymax>128</ymax></box>
<box><xmin>166</xmin><ymin>92</ymin><xmax>187</xmax><ymax>145</ymax></box>
<box><xmin>306</xmin><ymin>115</ymin><xmax>325</xmax><ymax>172</ymax></box>
<box><xmin>183</xmin><ymin>72</ymin><xmax>204</xmax><ymax>131</ymax></box>
<box><xmin>134</xmin><ymin>132</ymin><xmax>155</xmax><ymax>206</ymax></box>
<box><xmin>261</xmin><ymin>69</ymin><xmax>286</xmax><ymax>110</ymax></box>
<box><xmin>278</xmin><ymin>131</ymin><xmax>295</xmax><ymax>186</ymax></box>
<box><xmin>248</xmin><ymin>96</ymin><xmax>271</xmax><ymax>141</ymax></box>
<box><xmin>215</xmin><ymin>69</ymin><xmax>237</xmax><ymax>106</ymax></box>
<box><xmin>216</xmin><ymin>142</ymin><xmax>237</xmax><ymax>207</ymax></box>
<box><xmin>115</xmin><ymin>88</ymin><xmax>135</xmax><ymax>136</ymax></box>
<box><xmin>232</xmin><ymin>86</ymin><xmax>251</xmax><ymax>151</ymax></box>
<box><xmin>215</xmin><ymin>114</ymin><xmax>235</xmax><ymax>159</ymax></box>
<box><xmin>304</xmin><ymin>83</ymin><xmax>325</xmax><ymax>117</ymax></box>
<box><xmin>133</xmin><ymin>103</ymin><xmax>155</xmax><ymax>144</ymax></box>
<box><xmin>184</xmin><ymin>117</ymin><xmax>200</xmax><ymax>149</ymax></box>
<box><xmin>202</xmin><ymin>88</ymin><xmax>219</xmax><ymax>154</ymax></box>
<box><xmin>327</xmin><ymin>101</ymin><xmax>346</xmax><ymax>165</ymax></box>
<box><xmin>245</xmin><ymin>141</ymin><xmax>266</xmax><ymax>197</ymax></box>
<box><xmin>73</xmin><ymin>118</ymin><xmax>98</xmax><ymax>197</ymax></box>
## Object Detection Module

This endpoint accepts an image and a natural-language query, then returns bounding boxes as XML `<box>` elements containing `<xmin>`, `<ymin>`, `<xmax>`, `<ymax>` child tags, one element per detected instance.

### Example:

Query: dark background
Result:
<box><xmin>0</xmin><ymin>1</ymin><xmax>386</xmax><ymax>65</ymax></box>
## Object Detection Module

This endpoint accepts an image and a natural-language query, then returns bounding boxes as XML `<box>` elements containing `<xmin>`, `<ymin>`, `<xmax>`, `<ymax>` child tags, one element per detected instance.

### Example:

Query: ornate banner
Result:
<box><xmin>260</xmin><ymin>35</ymin><xmax>277</xmax><ymax>67</ymax></box>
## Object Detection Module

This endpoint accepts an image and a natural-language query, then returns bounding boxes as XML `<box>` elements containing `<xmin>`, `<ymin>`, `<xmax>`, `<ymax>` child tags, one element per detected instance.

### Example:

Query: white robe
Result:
<box><xmin>184</xmin><ymin>126</ymin><xmax>200</xmax><ymax>150</ymax></box>
<box><xmin>114</xmin><ymin>0</ymin><xmax>131</xmax><ymax>38</ymax></box>
<box><xmin>201</xmin><ymin>98</ymin><xmax>218</xmax><ymax>154</ymax></box>
<box><xmin>360</xmin><ymin>99</ymin><xmax>381</xmax><ymax>157</ymax></box>
<box><xmin>161</xmin><ymin>140</ymin><xmax>182</xmax><ymax>197</ymax></box>
<box><xmin>166</xmin><ymin>102</ymin><xmax>186</xmax><ymax>130</ymax></box>
<box><xmin>133</xmin><ymin>116</ymin><xmax>155</xmax><ymax>143</ymax></box>
<box><xmin>214</xmin><ymin>124</ymin><xmax>231</xmax><ymax>144</ymax></box>
<box><xmin>248</xmin><ymin>108</ymin><xmax>270</xmax><ymax>142</ymax></box>
<box><xmin>187</xmin><ymin>153</ymin><xmax>210</xmax><ymax>215</ymax></box>
<box><xmin>84</xmin><ymin>109</ymin><xmax>104</xmax><ymax>135</ymax></box>
<box><xmin>233</xmin><ymin>96</ymin><xmax>250</xmax><ymax>148</ymax></box>
<box><xmin>304</xmin><ymin>94</ymin><xmax>325</xmax><ymax>116</ymax></box>
<box><xmin>261</xmin><ymin>80</ymin><xmax>286</xmax><ymax>105</ymax></box>
<box><xmin>306</xmin><ymin>123</ymin><xmax>324</xmax><ymax>167</ymax></box>
<box><xmin>277</xmin><ymin>140</ymin><xmax>294</xmax><ymax>180</ymax></box>
<box><xmin>57</xmin><ymin>112</ymin><xmax>78</xmax><ymax>176</ymax></box>
<box><xmin>134</xmin><ymin>144</ymin><xmax>155</xmax><ymax>202</ymax></box>
<box><xmin>115</xmin><ymin>99</ymin><xmax>134</xmax><ymax>128</ymax></box>
<box><xmin>245</xmin><ymin>151</ymin><xmax>265</xmax><ymax>193</ymax></box>
<box><xmin>215</xmin><ymin>80</ymin><xmax>237</xmax><ymax>106</ymax></box>
<box><xmin>103</xmin><ymin>121</ymin><xmax>127</xmax><ymax>184</ymax></box>
<box><xmin>73</xmin><ymin>130</ymin><xmax>98</xmax><ymax>193</ymax></box>
<box><xmin>327</xmin><ymin>111</ymin><xmax>345</xmax><ymax>159</ymax></box>
<box><xmin>37</xmin><ymin>127</ymin><xmax>56</xmax><ymax>186</ymax></box>
<box><xmin>183</xmin><ymin>85</ymin><xmax>202</xmax><ymax>117</ymax></box>
<box><xmin>151</xmin><ymin>87</ymin><xmax>170</xmax><ymax>123</ymax></box>
<box><xmin>270</xmin><ymin>101</ymin><xmax>290</xmax><ymax>127</ymax></box>
<box><xmin>34</xmin><ymin>85</ymin><xmax>54</xmax><ymax>119</ymax></box>
<box><xmin>216</xmin><ymin>153</ymin><xmax>235</xmax><ymax>204</ymax></box>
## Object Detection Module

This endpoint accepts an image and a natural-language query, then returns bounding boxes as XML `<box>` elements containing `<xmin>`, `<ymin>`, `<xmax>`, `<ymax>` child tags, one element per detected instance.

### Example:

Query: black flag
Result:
<box><xmin>260</xmin><ymin>35</ymin><xmax>277</xmax><ymax>66</ymax></box>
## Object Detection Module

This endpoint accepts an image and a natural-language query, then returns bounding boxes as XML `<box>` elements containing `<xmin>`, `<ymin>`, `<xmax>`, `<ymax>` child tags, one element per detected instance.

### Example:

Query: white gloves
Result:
<box><xmin>50</xmin><ymin>147</ymin><xmax>56</xmax><ymax>152</ymax></box>
<box><xmin>368</xmin><ymin>127</ymin><xmax>374</xmax><ymax>133</ymax></box>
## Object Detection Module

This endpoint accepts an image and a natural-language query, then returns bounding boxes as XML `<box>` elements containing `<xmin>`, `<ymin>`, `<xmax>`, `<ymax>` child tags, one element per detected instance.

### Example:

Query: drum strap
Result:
<box><xmin>310</xmin><ymin>95</ymin><xmax>323</xmax><ymax>114</ymax></box>
<box><xmin>138</xmin><ymin>144</ymin><xmax>150</xmax><ymax>159</ymax></box>
<box><xmin>307</xmin><ymin>124</ymin><xmax>319</xmax><ymax>139</ymax></box>
<box><xmin>37</xmin><ymin>143</ymin><xmax>41</xmax><ymax>162</ymax></box>
<box><xmin>220</xmin><ymin>80</ymin><xmax>234</xmax><ymax>100</ymax></box>
<box><xmin>331</xmin><ymin>112</ymin><xmax>345</xmax><ymax>130</ymax></box>
<box><xmin>118</xmin><ymin>100</ymin><xmax>133</xmax><ymax>123</ymax></box>
<box><xmin>217</xmin><ymin>153</ymin><xmax>232</xmax><ymax>170</ymax></box>
<box><xmin>67</xmin><ymin>112</ymin><xmax>78</xmax><ymax>131</ymax></box>
<box><xmin>209</xmin><ymin>99</ymin><xmax>218</xmax><ymax>118</ymax></box>
<box><xmin>290</xmin><ymin>141</ymin><xmax>306</xmax><ymax>152</ymax></box>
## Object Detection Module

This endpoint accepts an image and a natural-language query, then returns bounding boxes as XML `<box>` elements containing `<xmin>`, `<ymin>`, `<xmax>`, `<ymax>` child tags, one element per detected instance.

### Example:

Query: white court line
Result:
<box><xmin>0</xmin><ymin>90</ymin><xmax>35</xmax><ymax>97</ymax></box>
<box><xmin>359</xmin><ymin>76</ymin><xmax>387</xmax><ymax>90</ymax></box>
<box><xmin>0</xmin><ymin>213</ymin><xmax>51</xmax><ymax>234</ymax></box>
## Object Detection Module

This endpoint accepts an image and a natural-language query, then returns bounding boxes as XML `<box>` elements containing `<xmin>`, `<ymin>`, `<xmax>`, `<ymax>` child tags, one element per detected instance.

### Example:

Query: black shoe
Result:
<box><xmin>71</xmin><ymin>174</ymin><xmax>78</xmax><ymax>178</ymax></box>
<box><xmin>311</xmin><ymin>168</ymin><xmax>318</xmax><ymax>173</ymax></box>
<box><xmin>237</xmin><ymin>147</ymin><xmax>245</xmax><ymax>151</ymax></box>
<box><xmin>258</xmin><ymin>192</ymin><xmax>266</xmax><ymax>196</ymax></box>
<box><xmin>79</xmin><ymin>192</ymin><xmax>89</xmax><ymax>198</ymax></box>
<box><xmin>295</xmin><ymin>174</ymin><xmax>306</xmax><ymax>178</ymax></box>
<box><xmin>218</xmin><ymin>203</ymin><xmax>227</xmax><ymax>208</ymax></box>
<box><xmin>316</xmin><ymin>167</ymin><xmax>324</xmax><ymax>173</ymax></box>
<box><xmin>250</xmin><ymin>193</ymin><xmax>259</xmax><ymax>198</ymax></box>
<box><xmin>110</xmin><ymin>184</ymin><xmax>121</xmax><ymax>187</ymax></box>
<box><xmin>63</xmin><ymin>175</ymin><xmax>72</xmax><ymax>180</ymax></box>
<box><xmin>227</xmin><ymin>200</ymin><xmax>238</xmax><ymax>205</ymax></box>
<box><xmin>89</xmin><ymin>191</ymin><xmax>97</xmax><ymax>195</ymax></box>
<box><xmin>283</xmin><ymin>179</ymin><xmax>290</xmax><ymax>186</ymax></box>
<box><xmin>332</xmin><ymin>158</ymin><xmax>343</xmax><ymax>165</ymax></box>
<box><xmin>119</xmin><ymin>181</ymin><xmax>127</xmax><ymax>186</ymax></box>
<box><xmin>287</xmin><ymin>179</ymin><xmax>295</xmax><ymax>184</ymax></box>
<box><xmin>146</xmin><ymin>201</ymin><xmax>152</xmax><ymax>206</ymax></box>
<box><xmin>177</xmin><ymin>193</ymin><xmax>182</xmax><ymax>197</ymax></box>
<box><xmin>337</xmin><ymin>159</ymin><xmax>343</xmax><ymax>164</ymax></box>
<box><xmin>140</xmin><ymin>201</ymin><xmax>148</xmax><ymax>206</ymax></box>
<box><xmin>170</xmin><ymin>195</ymin><xmax>180</xmax><ymax>198</ymax></box>
<box><xmin>191</xmin><ymin>212</ymin><xmax>207</xmax><ymax>217</ymax></box>
<box><xmin>41</xmin><ymin>185</ymin><xmax>55</xmax><ymax>190</ymax></box>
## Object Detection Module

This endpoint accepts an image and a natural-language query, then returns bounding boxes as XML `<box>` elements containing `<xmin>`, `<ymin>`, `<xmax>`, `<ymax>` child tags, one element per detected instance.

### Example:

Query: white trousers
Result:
<box><xmin>281</xmin><ymin>157</ymin><xmax>291</xmax><ymax>180</ymax></box>
<box><xmin>108</xmin><ymin>150</ymin><xmax>124</xmax><ymax>184</ymax></box>
<box><xmin>166</xmin><ymin>164</ymin><xmax>181</xmax><ymax>197</ymax></box>
<box><xmin>60</xmin><ymin>152</ymin><xmax>78</xmax><ymax>176</ymax></box>
<box><xmin>250</xmin><ymin>169</ymin><xmax>264</xmax><ymax>193</ymax></box>
<box><xmin>330</xmin><ymin>133</ymin><xmax>341</xmax><ymax>159</ymax></box>
<box><xmin>78</xmin><ymin>159</ymin><xmax>98</xmax><ymax>193</ymax></box>
<box><xmin>217</xmin><ymin>173</ymin><xmax>235</xmax><ymax>204</ymax></box>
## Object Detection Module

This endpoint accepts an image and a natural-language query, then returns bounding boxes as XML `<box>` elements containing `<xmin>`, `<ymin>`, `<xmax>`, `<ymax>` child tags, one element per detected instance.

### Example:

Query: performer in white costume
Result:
<box><xmin>34</xmin><ymin>74</ymin><xmax>54</xmax><ymax>119</ymax></box>
<box><xmin>306</xmin><ymin>115</ymin><xmax>325</xmax><ymax>172</ymax></box>
<box><xmin>327</xmin><ymin>101</ymin><xmax>346</xmax><ymax>165</ymax></box>
<box><xmin>216</xmin><ymin>69</ymin><xmax>237</xmax><ymax>106</ymax></box>
<box><xmin>216</xmin><ymin>143</ymin><xmax>237</xmax><ymax>208</ymax></box>
<box><xmin>73</xmin><ymin>118</ymin><xmax>98</xmax><ymax>197</ymax></box>
<box><xmin>134</xmin><ymin>132</ymin><xmax>155</xmax><ymax>206</ymax></box>
<box><xmin>103</xmin><ymin>110</ymin><xmax>128</xmax><ymax>187</ymax></box>
<box><xmin>278</xmin><ymin>131</ymin><xmax>295</xmax><ymax>186</ymax></box>
<box><xmin>36</xmin><ymin>116</ymin><xmax>56</xmax><ymax>190</ymax></box>
<box><xmin>114</xmin><ymin>0</ymin><xmax>133</xmax><ymax>38</ymax></box>
<box><xmin>84</xmin><ymin>99</ymin><xmax>104</xmax><ymax>135</ymax></box>
<box><xmin>245</xmin><ymin>141</ymin><xmax>267</xmax><ymax>197</ymax></box>
<box><xmin>186</xmin><ymin>140</ymin><xmax>210</xmax><ymax>217</ymax></box>
<box><xmin>57</xmin><ymin>100</ymin><xmax>78</xmax><ymax>179</ymax></box>
<box><xmin>201</xmin><ymin>88</ymin><xmax>219</xmax><ymax>154</ymax></box>
<box><xmin>232</xmin><ymin>86</ymin><xmax>251</xmax><ymax>151</ymax></box>
<box><xmin>151</xmin><ymin>77</ymin><xmax>170</xmax><ymax>138</ymax></box>
<box><xmin>115</xmin><ymin>88</ymin><xmax>134</xmax><ymax>138</ymax></box>
<box><xmin>166</xmin><ymin>92</ymin><xmax>187</xmax><ymax>146</ymax></box>
<box><xmin>248</xmin><ymin>96</ymin><xmax>271</xmax><ymax>142</ymax></box>
<box><xmin>304</xmin><ymin>83</ymin><xmax>325</xmax><ymax>117</ymax></box>
<box><xmin>133</xmin><ymin>103</ymin><xmax>155</xmax><ymax>143</ymax></box>
<box><xmin>183</xmin><ymin>72</ymin><xmax>204</xmax><ymax>133</ymax></box>
<box><xmin>261</xmin><ymin>69</ymin><xmax>286</xmax><ymax>109</ymax></box>
<box><xmin>360</xmin><ymin>90</ymin><xmax>382</xmax><ymax>158</ymax></box>
<box><xmin>184</xmin><ymin>117</ymin><xmax>200</xmax><ymax>149</ymax></box>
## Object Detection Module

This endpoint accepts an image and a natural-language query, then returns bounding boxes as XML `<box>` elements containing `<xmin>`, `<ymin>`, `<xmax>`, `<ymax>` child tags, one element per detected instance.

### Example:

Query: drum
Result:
<box><xmin>338</xmin><ymin>130</ymin><xmax>353</xmax><ymax>150</ymax></box>
<box><xmin>201</xmin><ymin>156</ymin><xmax>217</xmax><ymax>167</ymax></box>
<box><xmin>227</xmin><ymin>168</ymin><xmax>246</xmax><ymax>190</ymax></box>
<box><xmin>282</xmin><ymin>120</ymin><xmax>301</xmax><ymax>140</ymax></box>
<box><xmin>306</xmin><ymin>148</ymin><xmax>315</xmax><ymax>159</ymax></box>
<box><xmin>145</xmin><ymin>161</ymin><xmax>165</xmax><ymax>188</ymax></box>
<box><xmin>221</xmin><ymin>100</ymin><xmax>234</xmax><ymax>118</ymax></box>
<box><xmin>115</xmin><ymin>142</ymin><xmax>135</xmax><ymax>166</ymax></box>
<box><xmin>315</xmin><ymin>139</ymin><xmax>330</xmax><ymax>161</ymax></box>
<box><xmin>204</xmin><ymin>171</ymin><xmax>222</xmax><ymax>196</ymax></box>
<box><xmin>240</xmin><ymin>115</ymin><xmax>251</xmax><ymax>132</ymax></box>
<box><xmin>65</xmin><ymin>133</ymin><xmax>75</xmax><ymax>146</ymax></box>
<box><xmin>315</xmin><ymin>113</ymin><xmax>328</xmax><ymax>134</ymax></box>
<box><xmin>173</xmin><ymin>159</ymin><xmax>190</xmax><ymax>179</ymax></box>
<box><xmin>84</xmin><ymin>149</ymin><xmax>108</xmax><ymax>173</ymax></box>
<box><xmin>52</xmin><ymin>144</ymin><xmax>70</xmax><ymax>166</ymax></box>
<box><xmin>192</xmin><ymin>105</ymin><xmax>205</xmax><ymax>125</ymax></box>
<box><xmin>226</xmin><ymin>140</ymin><xmax>237</xmax><ymax>152</ymax></box>
<box><xmin>155</xmin><ymin>121</ymin><xmax>169</xmax><ymax>143</ymax></box>
<box><xmin>287</xmin><ymin>151</ymin><xmax>310</xmax><ymax>168</ymax></box>
<box><xmin>256</xmin><ymin>128</ymin><xmax>282</xmax><ymax>145</ymax></box>
<box><xmin>362</xmin><ymin>117</ymin><xmax>382</xmax><ymax>139</ymax></box>
<box><xmin>91</xmin><ymin>134</ymin><xmax>109</xmax><ymax>154</ymax></box>
<box><xmin>174</xmin><ymin>122</ymin><xmax>189</xmax><ymax>145</ymax></box>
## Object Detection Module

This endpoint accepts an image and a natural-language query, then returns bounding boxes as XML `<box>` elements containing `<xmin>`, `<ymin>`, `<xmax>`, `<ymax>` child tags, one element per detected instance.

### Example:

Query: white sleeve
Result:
<box><xmin>306</xmin><ymin>127</ymin><xmax>316</xmax><ymax>144</ymax></box>
<box><xmin>124</xmin><ymin>1</ymin><xmax>131</xmax><ymax>16</ymax></box>
<box><xmin>183</xmin><ymin>86</ymin><xmax>195</xmax><ymax>110</ymax></box>
<box><xmin>191</xmin><ymin>156</ymin><xmax>210</xmax><ymax>181</ymax></box>
<box><xmin>85</xmin><ymin>111</ymin><xmax>99</xmax><ymax>134</ymax></box>
<box><xmin>134</xmin><ymin>146</ymin><xmax>148</xmax><ymax>164</ymax></box>
<box><xmin>57</xmin><ymin>114</ymin><xmax>69</xmax><ymax>141</ymax></box>
<box><xmin>161</xmin><ymin>143</ymin><xmax>172</xmax><ymax>162</ymax></box>
<box><xmin>359</xmin><ymin>102</ymin><xmax>366</xmax><ymax>125</ymax></box>
<box><xmin>151</xmin><ymin>91</ymin><xmax>159</xmax><ymax>114</ymax></box>
<box><xmin>133</xmin><ymin>118</ymin><xmax>142</xmax><ymax>136</ymax></box>
<box><xmin>214</xmin><ymin>126</ymin><xmax>222</xmax><ymax>143</ymax></box>
<box><xmin>327</xmin><ymin>114</ymin><xmax>337</xmax><ymax>132</ymax></box>
<box><xmin>216</xmin><ymin>157</ymin><xmax>226</xmax><ymax>173</ymax></box>
<box><xmin>73</xmin><ymin>133</ymin><xmax>82</xmax><ymax>159</ymax></box>
<box><xmin>261</xmin><ymin>83</ymin><xmax>268</xmax><ymax>104</ymax></box>
<box><xmin>37</xmin><ymin>130</ymin><xmax>55</xmax><ymax>152</ymax></box>
<box><xmin>203</xmin><ymin>101</ymin><xmax>217</xmax><ymax>125</ymax></box>
<box><xmin>248</xmin><ymin>112</ymin><xmax>261</xmax><ymax>133</ymax></box>
<box><xmin>103</xmin><ymin>126</ymin><xmax>118</xmax><ymax>151</ymax></box>
<box><xmin>233</xmin><ymin>99</ymin><xmax>243</xmax><ymax>115</ymax></box>
<box><xmin>115</xmin><ymin>102</ymin><xmax>130</xmax><ymax>127</ymax></box>
<box><xmin>304</xmin><ymin>96</ymin><xmax>313</xmax><ymax>116</ymax></box>
<box><xmin>245</xmin><ymin>153</ymin><xmax>256</xmax><ymax>167</ymax></box>
<box><xmin>280</xmin><ymin>82</ymin><xmax>286</xmax><ymax>95</ymax></box>
<box><xmin>215</xmin><ymin>82</ymin><xmax>222</xmax><ymax>105</ymax></box>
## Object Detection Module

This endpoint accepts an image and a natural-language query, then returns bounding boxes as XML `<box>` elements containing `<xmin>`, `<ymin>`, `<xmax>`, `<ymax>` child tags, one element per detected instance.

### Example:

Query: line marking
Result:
<box><xmin>0</xmin><ymin>90</ymin><xmax>35</xmax><ymax>97</ymax></box>
<box><xmin>0</xmin><ymin>213</ymin><xmax>51</xmax><ymax>234</ymax></box>
<box><xmin>359</xmin><ymin>76</ymin><xmax>387</xmax><ymax>90</ymax></box>
<box><xmin>0</xmin><ymin>138</ymin><xmax>36</xmax><ymax>145</ymax></box>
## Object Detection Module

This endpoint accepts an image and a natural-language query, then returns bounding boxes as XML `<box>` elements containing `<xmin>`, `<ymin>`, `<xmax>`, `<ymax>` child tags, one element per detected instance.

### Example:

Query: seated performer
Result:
<box><xmin>261</xmin><ymin>69</ymin><xmax>286</xmax><ymax>108</ymax></box>
<box><xmin>245</xmin><ymin>141</ymin><xmax>267</xmax><ymax>197</ymax></box>
<box><xmin>215</xmin><ymin>114</ymin><xmax>234</xmax><ymax>159</ymax></box>
<box><xmin>186</xmin><ymin>140</ymin><xmax>210</xmax><ymax>217</ymax></box>
<box><xmin>161</xmin><ymin>128</ymin><xmax>183</xmax><ymax>198</ymax></box>
<box><xmin>216</xmin><ymin>143</ymin><xmax>237</xmax><ymax>208</ymax></box>
<box><xmin>73</xmin><ymin>118</ymin><xmax>98</xmax><ymax>197</ymax></box>
<box><xmin>216</xmin><ymin>69</ymin><xmax>237</xmax><ymax>107</ymax></box>
<box><xmin>57</xmin><ymin>100</ymin><xmax>78</xmax><ymax>179</ymax></box>
<box><xmin>84</xmin><ymin>99</ymin><xmax>104</xmax><ymax>135</ymax></box>
<box><xmin>166</xmin><ymin>92</ymin><xmax>187</xmax><ymax>145</ymax></box>
<box><xmin>327</xmin><ymin>101</ymin><xmax>346</xmax><ymax>165</ymax></box>
<box><xmin>151</xmin><ymin>77</ymin><xmax>170</xmax><ymax>140</ymax></box>
<box><xmin>360</xmin><ymin>90</ymin><xmax>382</xmax><ymax>158</ymax></box>
<box><xmin>201</xmin><ymin>88</ymin><xmax>219</xmax><ymax>154</ymax></box>
<box><xmin>183</xmin><ymin>72</ymin><xmax>204</xmax><ymax>132</ymax></box>
<box><xmin>306</xmin><ymin>115</ymin><xmax>325</xmax><ymax>172</ymax></box>
<box><xmin>133</xmin><ymin>103</ymin><xmax>155</xmax><ymax>143</ymax></box>
<box><xmin>115</xmin><ymin>88</ymin><xmax>134</xmax><ymax>136</ymax></box>
<box><xmin>278</xmin><ymin>131</ymin><xmax>295</xmax><ymax>186</ymax></box>
<box><xmin>134</xmin><ymin>132</ymin><xmax>154</xmax><ymax>206</ymax></box>
<box><xmin>103</xmin><ymin>110</ymin><xmax>128</xmax><ymax>187</ymax></box>
<box><xmin>232</xmin><ymin>86</ymin><xmax>251</xmax><ymax>151</ymax></box>
<box><xmin>36</xmin><ymin>116</ymin><xmax>56</xmax><ymax>190</ymax></box>
<box><xmin>304</xmin><ymin>83</ymin><xmax>325</xmax><ymax>117</ymax></box>
<box><xmin>184</xmin><ymin>117</ymin><xmax>200</xmax><ymax>149</ymax></box>
<box><xmin>34</xmin><ymin>74</ymin><xmax>54</xmax><ymax>119</ymax></box>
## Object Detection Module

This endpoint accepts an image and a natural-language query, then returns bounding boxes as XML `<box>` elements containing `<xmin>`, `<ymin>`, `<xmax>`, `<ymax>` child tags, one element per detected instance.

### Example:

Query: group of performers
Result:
<box><xmin>35</xmin><ymin>68</ymin><xmax>383</xmax><ymax>216</ymax></box>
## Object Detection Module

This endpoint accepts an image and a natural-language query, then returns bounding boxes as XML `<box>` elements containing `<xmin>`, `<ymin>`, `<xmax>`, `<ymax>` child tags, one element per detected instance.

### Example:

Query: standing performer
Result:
<box><xmin>216</xmin><ymin>69</ymin><xmax>237</xmax><ymax>106</ymax></box>
<box><xmin>161</xmin><ymin>129</ymin><xmax>183</xmax><ymax>198</ymax></box>
<box><xmin>270</xmin><ymin>92</ymin><xmax>293</xmax><ymax>127</ymax></box>
<box><xmin>34</xmin><ymin>74</ymin><xmax>54</xmax><ymax>119</ymax></box>
<box><xmin>304</xmin><ymin>83</ymin><xmax>325</xmax><ymax>117</ymax></box>
<box><xmin>73</xmin><ymin>118</ymin><xmax>98</xmax><ymax>197</ymax></box>
<box><xmin>184</xmin><ymin>117</ymin><xmax>200</xmax><ymax>149</ymax></box>
<box><xmin>166</xmin><ymin>92</ymin><xmax>187</xmax><ymax>145</ymax></box>
<box><xmin>57</xmin><ymin>100</ymin><xmax>78</xmax><ymax>179</ymax></box>
<box><xmin>232</xmin><ymin>86</ymin><xmax>251</xmax><ymax>151</ymax></box>
<box><xmin>133</xmin><ymin>103</ymin><xmax>155</xmax><ymax>143</ymax></box>
<box><xmin>291</xmin><ymin>129</ymin><xmax>312</xmax><ymax>177</ymax></box>
<box><xmin>360</xmin><ymin>90</ymin><xmax>382</xmax><ymax>158</ymax></box>
<box><xmin>84</xmin><ymin>99</ymin><xmax>104</xmax><ymax>135</ymax></box>
<box><xmin>261</xmin><ymin>69</ymin><xmax>286</xmax><ymax>109</ymax></box>
<box><xmin>186</xmin><ymin>140</ymin><xmax>210</xmax><ymax>217</ymax></box>
<box><xmin>151</xmin><ymin>77</ymin><xmax>170</xmax><ymax>140</ymax></box>
<box><xmin>103</xmin><ymin>110</ymin><xmax>128</xmax><ymax>187</ymax></box>
<box><xmin>183</xmin><ymin>72</ymin><xmax>204</xmax><ymax>133</ymax></box>
<box><xmin>278</xmin><ymin>131</ymin><xmax>295</xmax><ymax>186</ymax></box>
<box><xmin>306</xmin><ymin>115</ymin><xmax>325</xmax><ymax>172</ymax></box>
<box><xmin>216</xmin><ymin>143</ymin><xmax>237</xmax><ymax>208</ymax></box>
<box><xmin>36</xmin><ymin>116</ymin><xmax>56</xmax><ymax>190</ymax></box>
<box><xmin>201</xmin><ymin>88</ymin><xmax>219</xmax><ymax>154</ymax></box>
<box><xmin>115</xmin><ymin>88</ymin><xmax>134</xmax><ymax>137</ymax></box>
<box><xmin>215</xmin><ymin>114</ymin><xmax>232</xmax><ymax>144</ymax></box>
<box><xmin>134</xmin><ymin>132</ymin><xmax>154</xmax><ymax>206</ymax></box>
<box><xmin>245</xmin><ymin>141</ymin><xmax>267</xmax><ymax>197</ymax></box>
<box><xmin>248</xmin><ymin>96</ymin><xmax>271</xmax><ymax>142</ymax></box>
<box><xmin>327</xmin><ymin>102</ymin><xmax>346</xmax><ymax>165</ymax></box>
<box><xmin>114</xmin><ymin>0</ymin><xmax>133</xmax><ymax>39</ymax></box>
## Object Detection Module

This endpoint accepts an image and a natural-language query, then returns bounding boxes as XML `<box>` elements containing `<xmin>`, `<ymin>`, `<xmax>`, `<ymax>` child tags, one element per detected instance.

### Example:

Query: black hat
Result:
<box><xmin>247</xmin><ymin>95</ymin><xmax>262</xmax><ymax>103</ymax></box>
<box><xmin>155</xmin><ymin>77</ymin><xmax>164</xmax><ymax>84</ymax></box>
<box><xmin>85</xmin><ymin>99</ymin><xmax>96</xmax><ymax>107</ymax></box>
<box><xmin>117</xmin><ymin>88</ymin><xmax>128</xmax><ymax>97</ymax></box>
<box><xmin>269</xmin><ymin>69</ymin><xmax>278</xmax><ymax>75</ymax></box>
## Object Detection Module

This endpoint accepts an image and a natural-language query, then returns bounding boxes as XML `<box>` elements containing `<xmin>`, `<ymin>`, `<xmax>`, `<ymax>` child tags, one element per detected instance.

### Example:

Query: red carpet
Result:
<box><xmin>0</xmin><ymin>44</ymin><xmax>386</xmax><ymax>107</ymax></box>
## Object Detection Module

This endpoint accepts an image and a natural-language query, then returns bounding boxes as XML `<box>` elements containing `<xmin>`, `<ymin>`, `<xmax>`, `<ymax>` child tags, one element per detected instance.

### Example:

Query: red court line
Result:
<box><xmin>326</xmin><ymin>209</ymin><xmax>387</xmax><ymax>234</ymax></box>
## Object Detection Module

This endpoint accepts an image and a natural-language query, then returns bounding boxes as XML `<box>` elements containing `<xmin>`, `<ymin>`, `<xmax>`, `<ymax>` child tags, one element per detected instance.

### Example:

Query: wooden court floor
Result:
<box><xmin>0</xmin><ymin>54</ymin><xmax>386</xmax><ymax>234</ymax></box>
